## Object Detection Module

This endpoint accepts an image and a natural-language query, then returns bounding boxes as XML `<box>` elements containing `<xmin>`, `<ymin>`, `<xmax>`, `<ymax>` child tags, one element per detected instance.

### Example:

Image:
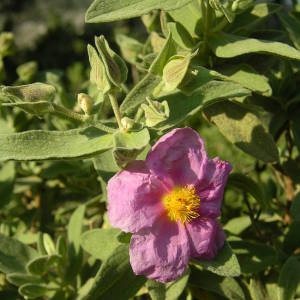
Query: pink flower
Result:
<box><xmin>107</xmin><ymin>128</ymin><xmax>232</xmax><ymax>283</ymax></box>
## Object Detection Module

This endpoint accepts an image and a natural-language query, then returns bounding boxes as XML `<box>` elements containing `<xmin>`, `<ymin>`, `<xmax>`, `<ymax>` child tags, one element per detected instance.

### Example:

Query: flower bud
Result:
<box><xmin>3</xmin><ymin>83</ymin><xmax>56</xmax><ymax>102</ymax></box>
<box><xmin>77</xmin><ymin>93</ymin><xmax>93</xmax><ymax>115</ymax></box>
<box><xmin>121</xmin><ymin>117</ymin><xmax>135</xmax><ymax>131</ymax></box>
<box><xmin>87</xmin><ymin>44</ymin><xmax>111</xmax><ymax>94</ymax></box>
<box><xmin>95</xmin><ymin>35</ymin><xmax>128</xmax><ymax>88</ymax></box>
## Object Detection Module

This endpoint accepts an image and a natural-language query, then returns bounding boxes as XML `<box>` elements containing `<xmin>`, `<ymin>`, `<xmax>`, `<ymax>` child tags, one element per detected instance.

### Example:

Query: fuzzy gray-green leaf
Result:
<box><xmin>0</xmin><ymin>127</ymin><xmax>113</xmax><ymax>161</ymax></box>
<box><xmin>85</xmin><ymin>0</ymin><xmax>193</xmax><ymax>23</ymax></box>
<box><xmin>209</xmin><ymin>32</ymin><xmax>300</xmax><ymax>60</ymax></box>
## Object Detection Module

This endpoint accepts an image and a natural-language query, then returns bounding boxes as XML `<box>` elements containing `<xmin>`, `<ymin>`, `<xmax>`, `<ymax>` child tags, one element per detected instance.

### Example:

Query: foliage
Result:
<box><xmin>0</xmin><ymin>0</ymin><xmax>300</xmax><ymax>299</ymax></box>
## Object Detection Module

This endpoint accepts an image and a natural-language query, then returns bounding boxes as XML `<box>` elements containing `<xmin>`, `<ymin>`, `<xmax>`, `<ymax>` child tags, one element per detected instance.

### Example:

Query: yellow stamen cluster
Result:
<box><xmin>162</xmin><ymin>185</ymin><xmax>200</xmax><ymax>225</ymax></box>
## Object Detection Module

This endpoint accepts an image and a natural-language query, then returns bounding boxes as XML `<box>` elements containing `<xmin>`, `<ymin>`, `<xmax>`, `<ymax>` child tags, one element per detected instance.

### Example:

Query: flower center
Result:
<box><xmin>162</xmin><ymin>185</ymin><xmax>200</xmax><ymax>224</ymax></box>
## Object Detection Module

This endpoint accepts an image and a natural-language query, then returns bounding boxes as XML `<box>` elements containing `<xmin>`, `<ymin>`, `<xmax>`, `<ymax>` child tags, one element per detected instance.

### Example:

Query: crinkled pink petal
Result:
<box><xmin>185</xmin><ymin>218</ymin><xmax>225</xmax><ymax>259</ymax></box>
<box><xmin>197</xmin><ymin>158</ymin><xmax>232</xmax><ymax>218</ymax></box>
<box><xmin>107</xmin><ymin>161</ymin><xmax>166</xmax><ymax>233</ymax></box>
<box><xmin>146</xmin><ymin>128</ymin><xmax>209</xmax><ymax>187</ymax></box>
<box><xmin>129</xmin><ymin>219</ymin><xmax>190</xmax><ymax>283</ymax></box>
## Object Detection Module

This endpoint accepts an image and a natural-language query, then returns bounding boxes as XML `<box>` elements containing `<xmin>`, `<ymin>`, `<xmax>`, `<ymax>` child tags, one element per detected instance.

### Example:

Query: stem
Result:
<box><xmin>108</xmin><ymin>93</ymin><xmax>124</xmax><ymax>130</ymax></box>
<box><xmin>134</xmin><ymin>107</ymin><xmax>144</xmax><ymax>123</ymax></box>
<box><xmin>52</xmin><ymin>104</ymin><xmax>88</xmax><ymax>123</ymax></box>
<box><xmin>94</xmin><ymin>122</ymin><xmax>117</xmax><ymax>133</ymax></box>
<box><xmin>244</xmin><ymin>192</ymin><xmax>263</xmax><ymax>238</ymax></box>
<box><xmin>200</xmin><ymin>0</ymin><xmax>214</xmax><ymax>59</ymax></box>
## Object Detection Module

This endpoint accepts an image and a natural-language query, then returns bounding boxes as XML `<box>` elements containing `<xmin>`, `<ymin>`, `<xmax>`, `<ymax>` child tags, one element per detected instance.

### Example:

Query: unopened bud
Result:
<box><xmin>3</xmin><ymin>83</ymin><xmax>56</xmax><ymax>102</ymax></box>
<box><xmin>87</xmin><ymin>44</ymin><xmax>111</xmax><ymax>94</ymax></box>
<box><xmin>77</xmin><ymin>93</ymin><xmax>93</xmax><ymax>115</ymax></box>
<box><xmin>95</xmin><ymin>35</ymin><xmax>128</xmax><ymax>88</ymax></box>
<box><xmin>121</xmin><ymin>117</ymin><xmax>135</xmax><ymax>131</ymax></box>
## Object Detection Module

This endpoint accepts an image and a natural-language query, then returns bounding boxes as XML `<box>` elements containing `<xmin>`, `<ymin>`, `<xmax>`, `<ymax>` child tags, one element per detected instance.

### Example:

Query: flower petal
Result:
<box><xmin>197</xmin><ymin>158</ymin><xmax>232</xmax><ymax>217</ymax></box>
<box><xmin>146</xmin><ymin>127</ymin><xmax>209</xmax><ymax>187</ymax></box>
<box><xmin>185</xmin><ymin>218</ymin><xmax>225</xmax><ymax>259</ymax></box>
<box><xmin>107</xmin><ymin>161</ymin><xmax>166</xmax><ymax>233</ymax></box>
<box><xmin>129</xmin><ymin>220</ymin><xmax>190</xmax><ymax>283</ymax></box>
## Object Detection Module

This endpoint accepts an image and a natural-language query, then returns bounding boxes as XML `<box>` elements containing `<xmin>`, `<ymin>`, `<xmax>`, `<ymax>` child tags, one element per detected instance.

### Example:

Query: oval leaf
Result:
<box><xmin>82</xmin><ymin>245</ymin><xmax>146</xmax><ymax>300</ymax></box>
<box><xmin>86</xmin><ymin>0</ymin><xmax>193</xmax><ymax>23</ymax></box>
<box><xmin>81</xmin><ymin>228</ymin><xmax>121</xmax><ymax>261</ymax></box>
<box><xmin>0</xmin><ymin>234</ymin><xmax>38</xmax><ymax>274</ymax></box>
<box><xmin>191</xmin><ymin>241</ymin><xmax>241</xmax><ymax>277</ymax></box>
<box><xmin>209</xmin><ymin>32</ymin><xmax>300</xmax><ymax>60</ymax></box>
<box><xmin>0</xmin><ymin>127</ymin><xmax>113</xmax><ymax>161</ymax></box>
<box><xmin>204</xmin><ymin>100</ymin><xmax>279</xmax><ymax>162</ymax></box>
<box><xmin>278</xmin><ymin>256</ymin><xmax>300</xmax><ymax>300</ymax></box>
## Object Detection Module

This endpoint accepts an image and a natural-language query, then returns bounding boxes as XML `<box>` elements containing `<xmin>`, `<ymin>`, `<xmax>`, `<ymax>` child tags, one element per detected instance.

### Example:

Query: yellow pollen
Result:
<box><xmin>162</xmin><ymin>185</ymin><xmax>200</xmax><ymax>225</ymax></box>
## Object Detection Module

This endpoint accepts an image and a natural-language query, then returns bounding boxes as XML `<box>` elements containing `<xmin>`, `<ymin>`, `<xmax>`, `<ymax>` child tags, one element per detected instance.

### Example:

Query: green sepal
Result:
<box><xmin>87</xmin><ymin>44</ymin><xmax>111</xmax><ymax>94</ymax></box>
<box><xmin>95</xmin><ymin>35</ymin><xmax>128</xmax><ymax>88</ymax></box>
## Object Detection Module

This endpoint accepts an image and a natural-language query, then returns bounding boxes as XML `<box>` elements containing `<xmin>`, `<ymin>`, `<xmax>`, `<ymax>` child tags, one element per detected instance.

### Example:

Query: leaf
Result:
<box><xmin>149</xmin><ymin>33</ymin><xmax>177</xmax><ymax>76</ymax></box>
<box><xmin>19</xmin><ymin>283</ymin><xmax>49</xmax><ymax>299</ymax></box>
<box><xmin>249</xmin><ymin>278</ymin><xmax>269</xmax><ymax>300</ymax></box>
<box><xmin>115</xmin><ymin>34</ymin><xmax>144</xmax><ymax>64</ymax></box>
<box><xmin>81</xmin><ymin>228</ymin><xmax>121</xmax><ymax>261</ymax></box>
<box><xmin>157</xmin><ymin>81</ymin><xmax>251</xmax><ymax>131</ymax></box>
<box><xmin>168</xmin><ymin>1</ymin><xmax>201</xmax><ymax>38</ymax></box>
<box><xmin>82</xmin><ymin>244</ymin><xmax>146</xmax><ymax>300</ymax></box>
<box><xmin>165</xmin><ymin>269</ymin><xmax>190</xmax><ymax>299</ymax></box>
<box><xmin>229</xmin><ymin>239</ymin><xmax>277</xmax><ymax>274</ymax></box>
<box><xmin>192</xmin><ymin>241</ymin><xmax>241</xmax><ymax>277</ymax></box>
<box><xmin>162</xmin><ymin>55</ymin><xmax>191</xmax><ymax>92</ymax></box>
<box><xmin>6</xmin><ymin>273</ymin><xmax>42</xmax><ymax>287</ymax></box>
<box><xmin>0</xmin><ymin>126</ymin><xmax>113</xmax><ymax>161</ymax></box>
<box><xmin>26</xmin><ymin>255</ymin><xmax>61</xmax><ymax>276</ymax></box>
<box><xmin>77</xmin><ymin>279</ymin><xmax>94</xmax><ymax>300</ymax></box>
<box><xmin>2</xmin><ymin>83</ymin><xmax>55</xmax><ymax>103</ymax></box>
<box><xmin>0</xmin><ymin>162</ymin><xmax>15</xmax><ymax>208</ymax></box>
<box><xmin>227</xmin><ymin>173</ymin><xmax>266</xmax><ymax>208</ymax></box>
<box><xmin>1</xmin><ymin>101</ymin><xmax>54</xmax><ymax>116</ymax></box>
<box><xmin>219</xmin><ymin>64</ymin><xmax>272</xmax><ymax>96</ymax></box>
<box><xmin>117</xmin><ymin>231</ymin><xmax>132</xmax><ymax>244</ymax></box>
<box><xmin>189</xmin><ymin>269</ymin><xmax>245</xmax><ymax>300</ymax></box>
<box><xmin>113</xmin><ymin>128</ymin><xmax>150</xmax><ymax>168</ymax></box>
<box><xmin>224</xmin><ymin>216</ymin><xmax>251</xmax><ymax>235</ymax></box>
<box><xmin>93</xmin><ymin>150</ymin><xmax>120</xmax><ymax>173</ymax></box>
<box><xmin>147</xmin><ymin>280</ymin><xmax>166</xmax><ymax>300</ymax></box>
<box><xmin>85</xmin><ymin>0</ymin><xmax>193</xmax><ymax>23</ymax></box>
<box><xmin>87</xmin><ymin>44</ymin><xmax>111</xmax><ymax>94</ymax></box>
<box><xmin>290</xmin><ymin>192</ymin><xmax>300</xmax><ymax>221</ymax></box>
<box><xmin>120</xmin><ymin>73</ymin><xmax>161</xmax><ymax>116</ymax></box>
<box><xmin>95</xmin><ymin>35</ymin><xmax>128</xmax><ymax>87</ymax></box>
<box><xmin>231</xmin><ymin>3</ymin><xmax>280</xmax><ymax>35</ymax></box>
<box><xmin>65</xmin><ymin>205</ymin><xmax>85</xmax><ymax>281</ymax></box>
<box><xmin>147</xmin><ymin>269</ymin><xmax>190</xmax><ymax>300</ymax></box>
<box><xmin>42</xmin><ymin>233</ymin><xmax>56</xmax><ymax>256</ymax></box>
<box><xmin>209</xmin><ymin>32</ymin><xmax>300</xmax><ymax>60</ymax></box>
<box><xmin>277</xmin><ymin>11</ymin><xmax>300</xmax><ymax>50</ymax></box>
<box><xmin>68</xmin><ymin>205</ymin><xmax>85</xmax><ymax>254</ymax></box>
<box><xmin>168</xmin><ymin>22</ymin><xmax>195</xmax><ymax>50</ymax></box>
<box><xmin>142</xmin><ymin>99</ymin><xmax>170</xmax><ymax>127</ymax></box>
<box><xmin>0</xmin><ymin>234</ymin><xmax>38</xmax><ymax>274</ymax></box>
<box><xmin>278</xmin><ymin>256</ymin><xmax>300</xmax><ymax>300</ymax></box>
<box><xmin>179</xmin><ymin>66</ymin><xmax>218</xmax><ymax>95</ymax></box>
<box><xmin>283</xmin><ymin>221</ymin><xmax>300</xmax><ymax>254</ymax></box>
<box><xmin>204</xmin><ymin>100</ymin><xmax>279</xmax><ymax>162</ymax></box>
